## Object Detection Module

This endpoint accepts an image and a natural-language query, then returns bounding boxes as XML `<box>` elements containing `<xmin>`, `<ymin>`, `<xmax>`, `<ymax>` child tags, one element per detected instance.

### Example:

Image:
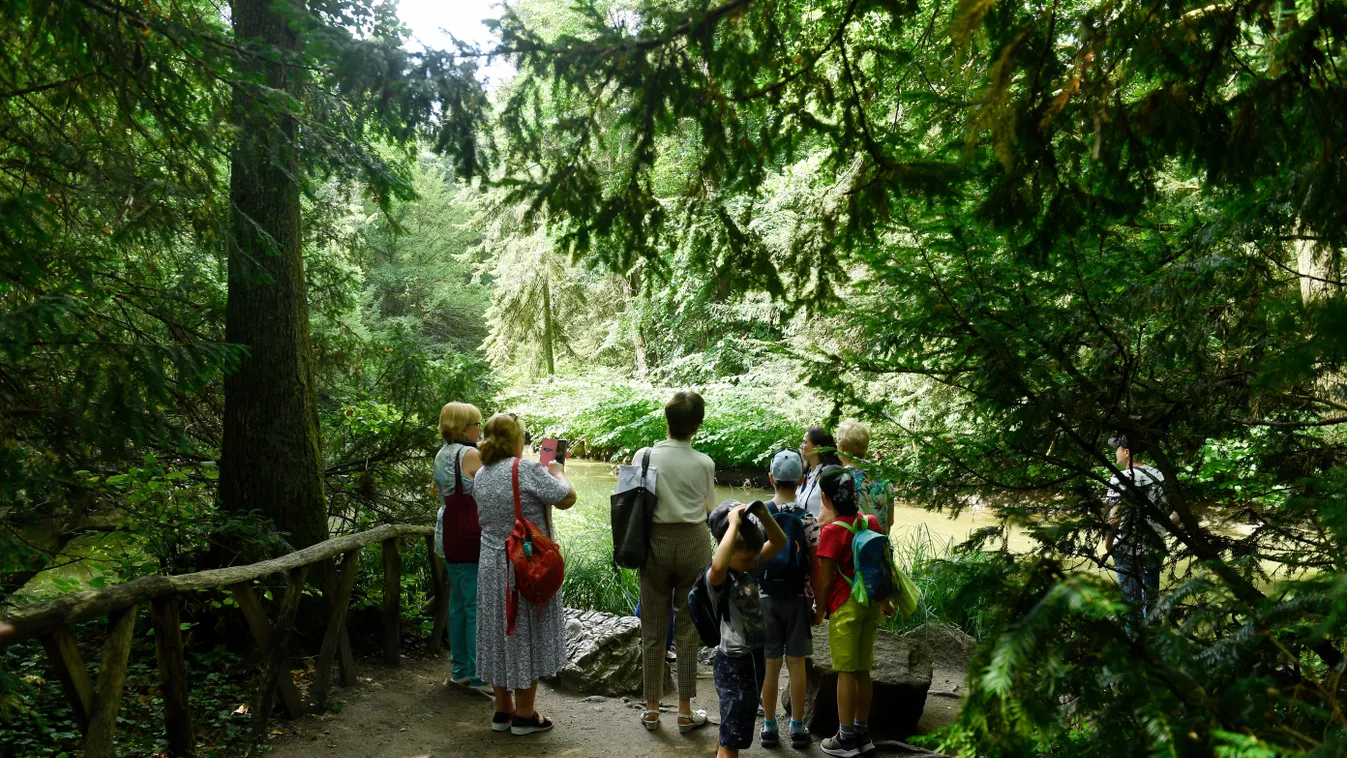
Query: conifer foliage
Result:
<box><xmin>491</xmin><ymin>0</ymin><xmax>1347</xmax><ymax>753</ymax></box>
<box><xmin>0</xmin><ymin>0</ymin><xmax>487</xmax><ymax>559</ymax></box>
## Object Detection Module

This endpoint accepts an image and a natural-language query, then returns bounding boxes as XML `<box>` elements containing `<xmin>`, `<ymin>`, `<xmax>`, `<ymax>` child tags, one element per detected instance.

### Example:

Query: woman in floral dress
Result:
<box><xmin>472</xmin><ymin>413</ymin><xmax>577</xmax><ymax>736</ymax></box>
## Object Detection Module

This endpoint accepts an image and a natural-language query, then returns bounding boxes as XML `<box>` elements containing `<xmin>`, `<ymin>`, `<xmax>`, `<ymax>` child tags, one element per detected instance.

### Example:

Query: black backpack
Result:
<box><xmin>759</xmin><ymin>505</ymin><xmax>809</xmax><ymax>598</ymax></box>
<box><xmin>688</xmin><ymin>566</ymin><xmax>728</xmax><ymax>648</ymax></box>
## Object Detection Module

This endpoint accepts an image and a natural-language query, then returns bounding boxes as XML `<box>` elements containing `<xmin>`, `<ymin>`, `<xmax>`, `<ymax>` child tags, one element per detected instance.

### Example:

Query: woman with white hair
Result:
<box><xmin>836</xmin><ymin>419</ymin><xmax>894</xmax><ymax>533</ymax></box>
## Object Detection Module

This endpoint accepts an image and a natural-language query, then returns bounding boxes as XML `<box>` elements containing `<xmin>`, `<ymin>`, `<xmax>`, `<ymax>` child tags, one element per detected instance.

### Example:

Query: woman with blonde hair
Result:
<box><xmin>433</xmin><ymin>402</ymin><xmax>488</xmax><ymax>695</ymax></box>
<box><xmin>472</xmin><ymin>413</ymin><xmax>577</xmax><ymax>735</ymax></box>
<box><xmin>836</xmin><ymin>419</ymin><xmax>894</xmax><ymax>532</ymax></box>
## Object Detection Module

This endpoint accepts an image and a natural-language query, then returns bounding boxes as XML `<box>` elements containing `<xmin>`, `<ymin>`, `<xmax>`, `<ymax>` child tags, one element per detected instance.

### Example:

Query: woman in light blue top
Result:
<box><xmin>434</xmin><ymin>401</ymin><xmax>486</xmax><ymax>694</ymax></box>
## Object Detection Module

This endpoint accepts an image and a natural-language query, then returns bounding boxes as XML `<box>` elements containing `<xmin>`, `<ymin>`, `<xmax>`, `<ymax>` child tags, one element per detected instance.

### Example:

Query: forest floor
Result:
<box><xmin>264</xmin><ymin>654</ymin><xmax>965</xmax><ymax>758</ymax></box>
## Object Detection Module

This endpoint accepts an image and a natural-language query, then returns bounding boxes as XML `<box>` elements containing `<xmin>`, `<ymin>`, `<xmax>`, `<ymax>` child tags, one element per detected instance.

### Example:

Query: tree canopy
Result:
<box><xmin>481</xmin><ymin>0</ymin><xmax>1347</xmax><ymax>753</ymax></box>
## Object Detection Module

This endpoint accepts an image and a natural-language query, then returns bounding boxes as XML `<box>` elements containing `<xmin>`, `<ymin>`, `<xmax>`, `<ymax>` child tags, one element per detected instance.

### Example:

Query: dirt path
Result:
<box><xmin>266</xmin><ymin>654</ymin><xmax>962</xmax><ymax>758</ymax></box>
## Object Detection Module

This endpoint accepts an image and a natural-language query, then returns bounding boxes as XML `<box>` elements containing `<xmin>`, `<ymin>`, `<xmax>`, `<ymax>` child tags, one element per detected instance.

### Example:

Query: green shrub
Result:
<box><xmin>884</xmin><ymin>525</ymin><xmax>1012</xmax><ymax>641</ymax></box>
<box><xmin>0</xmin><ymin>617</ymin><xmax>263</xmax><ymax>757</ymax></box>
<box><xmin>500</xmin><ymin>369</ymin><xmax>812</xmax><ymax>468</ymax></box>
<box><xmin>561</xmin><ymin>543</ymin><xmax>640</xmax><ymax>617</ymax></box>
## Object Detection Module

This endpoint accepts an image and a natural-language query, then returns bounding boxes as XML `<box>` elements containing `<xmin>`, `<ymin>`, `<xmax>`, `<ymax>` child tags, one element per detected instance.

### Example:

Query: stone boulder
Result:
<box><xmin>545</xmin><ymin>608</ymin><xmax>672</xmax><ymax>697</ymax></box>
<box><xmin>901</xmin><ymin>621</ymin><xmax>976</xmax><ymax>675</ymax></box>
<box><xmin>782</xmin><ymin>622</ymin><xmax>933</xmax><ymax>738</ymax></box>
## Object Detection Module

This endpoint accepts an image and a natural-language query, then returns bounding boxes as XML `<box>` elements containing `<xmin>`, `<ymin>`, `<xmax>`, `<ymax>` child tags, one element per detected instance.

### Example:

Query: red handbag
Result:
<box><xmin>440</xmin><ymin>446</ymin><xmax>481</xmax><ymax>564</ymax></box>
<box><xmin>505</xmin><ymin>458</ymin><xmax>565</xmax><ymax>635</ymax></box>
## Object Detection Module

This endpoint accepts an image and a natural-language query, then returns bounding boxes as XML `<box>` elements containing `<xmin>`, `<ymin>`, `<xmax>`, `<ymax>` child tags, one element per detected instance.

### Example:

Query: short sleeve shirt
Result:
<box><xmin>1105</xmin><ymin>465</ymin><xmax>1168</xmax><ymax>555</ymax></box>
<box><xmin>816</xmin><ymin>513</ymin><xmax>883</xmax><ymax>613</ymax></box>
<box><xmin>849</xmin><ymin>466</ymin><xmax>891</xmax><ymax>526</ymax></box>
<box><xmin>472</xmin><ymin>458</ymin><xmax>572</xmax><ymax>553</ymax></box>
<box><xmin>707</xmin><ymin>562</ymin><xmax>765</xmax><ymax>657</ymax></box>
<box><xmin>633</xmin><ymin>439</ymin><xmax>717</xmax><ymax>524</ymax></box>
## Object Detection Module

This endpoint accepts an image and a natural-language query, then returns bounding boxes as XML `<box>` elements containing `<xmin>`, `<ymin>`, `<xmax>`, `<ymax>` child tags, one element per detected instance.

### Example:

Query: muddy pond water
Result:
<box><xmin>553</xmin><ymin>458</ymin><xmax>1033</xmax><ymax>553</ymax></box>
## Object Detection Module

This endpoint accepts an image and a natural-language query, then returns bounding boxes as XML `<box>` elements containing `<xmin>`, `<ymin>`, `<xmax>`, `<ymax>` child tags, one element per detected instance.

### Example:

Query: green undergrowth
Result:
<box><xmin>0</xmin><ymin>618</ymin><xmax>264</xmax><ymax>758</ymax></box>
<box><xmin>882</xmin><ymin>525</ymin><xmax>1009</xmax><ymax>640</ymax></box>
<box><xmin>499</xmin><ymin>369</ymin><xmax>814</xmax><ymax>469</ymax></box>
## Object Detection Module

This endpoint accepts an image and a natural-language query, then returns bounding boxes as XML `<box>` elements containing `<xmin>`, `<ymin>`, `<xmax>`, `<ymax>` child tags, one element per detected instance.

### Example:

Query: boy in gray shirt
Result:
<box><xmin>707</xmin><ymin>501</ymin><xmax>786</xmax><ymax>758</ymax></box>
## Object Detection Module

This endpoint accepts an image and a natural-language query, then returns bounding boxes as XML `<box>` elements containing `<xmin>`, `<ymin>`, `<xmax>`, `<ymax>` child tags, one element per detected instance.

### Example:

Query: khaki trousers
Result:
<box><xmin>639</xmin><ymin>521</ymin><xmax>713</xmax><ymax>703</ymax></box>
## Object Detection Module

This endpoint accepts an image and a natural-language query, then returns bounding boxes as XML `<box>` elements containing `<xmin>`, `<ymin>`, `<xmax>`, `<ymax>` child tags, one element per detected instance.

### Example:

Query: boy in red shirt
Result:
<box><xmin>813</xmin><ymin>465</ymin><xmax>891</xmax><ymax>757</ymax></box>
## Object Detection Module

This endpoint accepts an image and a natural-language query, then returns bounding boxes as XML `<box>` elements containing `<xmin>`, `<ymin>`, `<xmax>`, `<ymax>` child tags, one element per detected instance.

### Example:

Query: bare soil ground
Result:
<box><xmin>265</xmin><ymin>654</ymin><xmax>965</xmax><ymax>758</ymax></box>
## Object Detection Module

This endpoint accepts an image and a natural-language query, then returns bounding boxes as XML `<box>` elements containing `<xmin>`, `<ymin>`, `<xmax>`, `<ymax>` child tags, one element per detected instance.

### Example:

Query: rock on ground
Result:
<box><xmin>545</xmin><ymin>608</ymin><xmax>673</xmax><ymax>697</ymax></box>
<box><xmin>901</xmin><ymin>621</ymin><xmax>976</xmax><ymax>674</ymax></box>
<box><xmin>782</xmin><ymin>622</ymin><xmax>934</xmax><ymax>739</ymax></box>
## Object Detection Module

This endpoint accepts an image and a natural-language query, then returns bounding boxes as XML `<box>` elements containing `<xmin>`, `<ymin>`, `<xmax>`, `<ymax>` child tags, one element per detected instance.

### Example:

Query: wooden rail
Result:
<box><xmin>0</xmin><ymin>523</ymin><xmax>443</xmax><ymax>757</ymax></box>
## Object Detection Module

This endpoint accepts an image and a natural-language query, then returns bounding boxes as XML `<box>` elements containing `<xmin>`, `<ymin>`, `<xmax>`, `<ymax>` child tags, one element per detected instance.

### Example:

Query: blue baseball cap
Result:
<box><xmin>770</xmin><ymin>449</ymin><xmax>804</xmax><ymax>483</ymax></box>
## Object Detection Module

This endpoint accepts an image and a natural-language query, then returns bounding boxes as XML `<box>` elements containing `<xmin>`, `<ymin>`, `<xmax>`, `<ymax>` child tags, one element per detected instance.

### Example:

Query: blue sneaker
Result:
<box><xmin>761</xmin><ymin>720</ymin><xmax>780</xmax><ymax>748</ymax></box>
<box><xmin>790</xmin><ymin>722</ymin><xmax>811</xmax><ymax>749</ymax></box>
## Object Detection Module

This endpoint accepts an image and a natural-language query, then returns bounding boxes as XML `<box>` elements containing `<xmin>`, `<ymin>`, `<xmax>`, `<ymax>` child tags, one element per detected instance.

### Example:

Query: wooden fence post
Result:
<box><xmin>251</xmin><ymin>566</ymin><xmax>307</xmax><ymax>736</ymax></box>
<box><xmin>150</xmin><ymin>596</ymin><xmax>195</xmax><ymax>757</ymax></box>
<box><xmin>230</xmin><ymin>581</ymin><xmax>305</xmax><ymax>719</ymax></box>
<box><xmin>320</xmin><ymin>558</ymin><xmax>357</xmax><ymax>687</ymax></box>
<box><xmin>84</xmin><ymin>605</ymin><xmax>138</xmax><ymax>758</ymax></box>
<box><xmin>313</xmin><ymin>549</ymin><xmax>360</xmax><ymax>711</ymax></box>
<box><xmin>382</xmin><ymin>538</ymin><xmax>401</xmax><ymax>666</ymax></box>
<box><xmin>425</xmin><ymin>534</ymin><xmax>448</xmax><ymax>655</ymax></box>
<box><xmin>39</xmin><ymin>626</ymin><xmax>93</xmax><ymax>732</ymax></box>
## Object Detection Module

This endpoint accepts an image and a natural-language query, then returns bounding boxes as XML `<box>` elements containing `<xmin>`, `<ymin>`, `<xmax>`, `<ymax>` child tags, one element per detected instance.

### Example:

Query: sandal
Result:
<box><xmin>491</xmin><ymin>711</ymin><xmax>514</xmax><ymax>733</ymax></box>
<box><xmin>641</xmin><ymin>709</ymin><xmax>661</xmax><ymax>731</ymax></box>
<box><xmin>677</xmin><ymin>710</ymin><xmax>709</xmax><ymax>734</ymax></box>
<box><xmin>510</xmin><ymin>712</ymin><xmax>554</xmax><ymax>736</ymax></box>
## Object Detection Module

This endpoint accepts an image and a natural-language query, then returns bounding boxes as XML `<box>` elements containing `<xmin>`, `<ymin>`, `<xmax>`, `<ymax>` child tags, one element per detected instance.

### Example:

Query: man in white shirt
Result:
<box><xmin>633</xmin><ymin>391</ymin><xmax>717</xmax><ymax>735</ymax></box>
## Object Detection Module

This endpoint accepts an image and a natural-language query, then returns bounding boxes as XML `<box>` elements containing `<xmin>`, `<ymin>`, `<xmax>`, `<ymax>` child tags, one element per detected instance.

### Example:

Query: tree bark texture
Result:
<box><xmin>542</xmin><ymin>276</ymin><xmax>556</xmax><ymax>375</ymax></box>
<box><xmin>222</xmin><ymin>0</ymin><xmax>329</xmax><ymax>550</ymax></box>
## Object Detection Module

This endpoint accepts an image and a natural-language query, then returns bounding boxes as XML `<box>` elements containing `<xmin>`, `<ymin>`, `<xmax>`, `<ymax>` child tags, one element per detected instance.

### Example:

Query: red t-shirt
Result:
<box><xmin>815</xmin><ymin>513</ymin><xmax>884</xmax><ymax>613</ymax></box>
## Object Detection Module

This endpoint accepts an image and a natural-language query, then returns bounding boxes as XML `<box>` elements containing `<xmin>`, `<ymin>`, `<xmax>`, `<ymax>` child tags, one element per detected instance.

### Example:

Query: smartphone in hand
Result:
<box><xmin>539</xmin><ymin>438</ymin><xmax>558</xmax><ymax>467</ymax></box>
<box><xmin>539</xmin><ymin>438</ymin><xmax>569</xmax><ymax>467</ymax></box>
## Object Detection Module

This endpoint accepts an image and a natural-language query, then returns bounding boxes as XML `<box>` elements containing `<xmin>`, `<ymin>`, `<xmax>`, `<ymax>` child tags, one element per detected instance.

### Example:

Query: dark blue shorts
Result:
<box><xmin>714</xmin><ymin>649</ymin><xmax>766</xmax><ymax>750</ymax></box>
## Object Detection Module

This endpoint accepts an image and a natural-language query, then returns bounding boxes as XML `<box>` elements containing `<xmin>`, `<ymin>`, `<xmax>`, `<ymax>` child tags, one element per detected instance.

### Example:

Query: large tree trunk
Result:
<box><xmin>1296</xmin><ymin>232</ymin><xmax>1340</xmax><ymax>304</ymax></box>
<box><xmin>626</xmin><ymin>271</ymin><xmax>648</xmax><ymax>380</ymax></box>
<box><xmin>541</xmin><ymin>276</ymin><xmax>556</xmax><ymax>375</ymax></box>
<box><xmin>632</xmin><ymin>321</ymin><xmax>648</xmax><ymax>380</ymax></box>
<box><xmin>221</xmin><ymin>0</ymin><xmax>329</xmax><ymax>550</ymax></box>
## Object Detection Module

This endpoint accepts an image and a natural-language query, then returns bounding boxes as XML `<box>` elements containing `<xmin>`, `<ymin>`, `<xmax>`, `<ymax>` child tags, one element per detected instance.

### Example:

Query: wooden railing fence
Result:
<box><xmin>0</xmin><ymin>523</ymin><xmax>445</xmax><ymax>758</ymax></box>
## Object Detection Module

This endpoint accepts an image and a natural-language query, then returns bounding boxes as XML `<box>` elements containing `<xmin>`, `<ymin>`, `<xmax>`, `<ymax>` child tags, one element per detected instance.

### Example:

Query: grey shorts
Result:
<box><xmin>761</xmin><ymin>594</ymin><xmax>812</xmax><ymax>659</ymax></box>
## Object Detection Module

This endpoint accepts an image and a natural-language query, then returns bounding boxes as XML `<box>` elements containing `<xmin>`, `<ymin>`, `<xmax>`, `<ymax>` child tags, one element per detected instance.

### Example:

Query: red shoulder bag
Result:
<box><xmin>505</xmin><ymin>458</ymin><xmax>565</xmax><ymax>635</ymax></box>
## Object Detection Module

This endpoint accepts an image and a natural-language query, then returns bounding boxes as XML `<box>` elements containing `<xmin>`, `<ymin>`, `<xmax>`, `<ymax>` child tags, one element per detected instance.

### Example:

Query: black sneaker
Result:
<box><xmin>790</xmin><ymin>723</ymin><xmax>811</xmax><ymax>749</ymax></box>
<box><xmin>760</xmin><ymin>721</ymin><xmax>780</xmax><ymax>748</ymax></box>
<box><xmin>820</xmin><ymin>732</ymin><xmax>861</xmax><ymax>758</ymax></box>
<box><xmin>510</xmin><ymin>713</ymin><xmax>554</xmax><ymax>736</ymax></box>
<box><xmin>856</xmin><ymin>729</ymin><xmax>876</xmax><ymax>754</ymax></box>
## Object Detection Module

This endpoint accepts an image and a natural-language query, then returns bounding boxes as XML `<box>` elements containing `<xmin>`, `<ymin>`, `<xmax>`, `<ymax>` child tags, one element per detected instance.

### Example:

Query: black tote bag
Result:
<box><xmin>610</xmin><ymin>449</ymin><xmax>657</xmax><ymax>569</ymax></box>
